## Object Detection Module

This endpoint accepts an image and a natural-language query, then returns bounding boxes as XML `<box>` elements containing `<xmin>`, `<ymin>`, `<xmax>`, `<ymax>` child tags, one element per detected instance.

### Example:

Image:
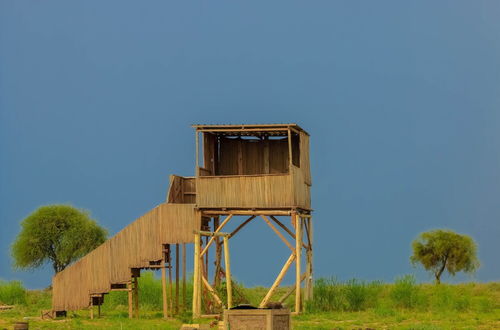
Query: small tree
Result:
<box><xmin>410</xmin><ymin>229</ymin><xmax>479</xmax><ymax>284</ymax></box>
<box><xmin>12</xmin><ymin>204</ymin><xmax>107</xmax><ymax>273</ymax></box>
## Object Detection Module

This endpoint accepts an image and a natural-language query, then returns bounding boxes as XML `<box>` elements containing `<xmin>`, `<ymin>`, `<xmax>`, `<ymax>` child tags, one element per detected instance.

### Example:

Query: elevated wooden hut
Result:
<box><xmin>51</xmin><ymin>124</ymin><xmax>313</xmax><ymax>319</ymax></box>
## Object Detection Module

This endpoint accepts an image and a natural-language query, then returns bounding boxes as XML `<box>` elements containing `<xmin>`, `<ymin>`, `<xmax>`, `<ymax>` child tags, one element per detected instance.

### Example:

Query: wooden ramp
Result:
<box><xmin>52</xmin><ymin>203</ymin><xmax>198</xmax><ymax>312</ymax></box>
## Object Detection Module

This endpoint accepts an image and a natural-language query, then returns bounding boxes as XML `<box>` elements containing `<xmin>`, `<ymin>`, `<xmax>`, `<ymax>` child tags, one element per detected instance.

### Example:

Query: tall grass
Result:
<box><xmin>0</xmin><ymin>280</ymin><xmax>27</xmax><ymax>305</ymax></box>
<box><xmin>305</xmin><ymin>275</ymin><xmax>500</xmax><ymax>314</ymax></box>
<box><xmin>305</xmin><ymin>278</ymin><xmax>383</xmax><ymax>312</ymax></box>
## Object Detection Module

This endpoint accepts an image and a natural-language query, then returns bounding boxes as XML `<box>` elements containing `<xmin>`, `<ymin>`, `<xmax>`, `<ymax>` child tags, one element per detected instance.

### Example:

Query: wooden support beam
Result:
<box><xmin>259</xmin><ymin>252</ymin><xmax>296</xmax><ymax>308</ymax></box>
<box><xmin>134</xmin><ymin>276</ymin><xmax>139</xmax><ymax>318</ymax></box>
<box><xmin>127</xmin><ymin>282</ymin><xmax>133</xmax><ymax>319</ymax></box>
<box><xmin>288</xmin><ymin>129</ymin><xmax>293</xmax><ymax>169</ymax></box>
<box><xmin>182</xmin><ymin>243</ymin><xmax>186</xmax><ymax>312</ymax></box>
<box><xmin>168</xmin><ymin>253</ymin><xmax>173</xmax><ymax>317</ymax></box>
<box><xmin>200</xmin><ymin>215</ymin><xmax>233</xmax><ymax>257</ymax></box>
<box><xmin>201</xmin><ymin>275</ymin><xmax>223</xmax><ymax>306</ymax></box>
<box><xmin>228</xmin><ymin>216</ymin><xmax>256</xmax><ymax>238</ymax></box>
<box><xmin>193</xmin><ymin>232</ymin><xmax>201</xmax><ymax>318</ymax></box>
<box><xmin>161</xmin><ymin>256</ymin><xmax>168</xmax><ymax>318</ymax></box>
<box><xmin>89</xmin><ymin>298</ymin><xmax>94</xmax><ymax>320</ymax></box>
<box><xmin>223</xmin><ymin>236</ymin><xmax>232</xmax><ymax>309</ymax></box>
<box><xmin>261</xmin><ymin>215</ymin><xmax>294</xmax><ymax>252</ymax></box>
<box><xmin>270</xmin><ymin>216</ymin><xmax>309</xmax><ymax>250</ymax></box>
<box><xmin>202</xmin><ymin>210</ymin><xmax>292</xmax><ymax>216</ymax></box>
<box><xmin>295</xmin><ymin>214</ymin><xmax>302</xmax><ymax>313</ymax></box>
<box><xmin>278</xmin><ymin>272</ymin><xmax>307</xmax><ymax>304</ymax></box>
<box><xmin>175</xmin><ymin>243</ymin><xmax>179</xmax><ymax>315</ymax></box>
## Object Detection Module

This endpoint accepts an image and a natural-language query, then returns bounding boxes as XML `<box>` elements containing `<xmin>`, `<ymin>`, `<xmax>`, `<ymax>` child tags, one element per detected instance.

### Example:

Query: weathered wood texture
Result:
<box><xmin>52</xmin><ymin>203</ymin><xmax>198</xmax><ymax>311</ymax></box>
<box><xmin>196</xmin><ymin>168</ymin><xmax>310</xmax><ymax>209</ymax></box>
<box><xmin>167</xmin><ymin>175</ymin><xmax>196</xmax><ymax>204</ymax></box>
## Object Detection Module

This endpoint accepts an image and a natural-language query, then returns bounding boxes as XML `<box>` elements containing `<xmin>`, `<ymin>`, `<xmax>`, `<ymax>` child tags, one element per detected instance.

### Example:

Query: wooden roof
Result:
<box><xmin>192</xmin><ymin>123</ymin><xmax>309</xmax><ymax>136</ymax></box>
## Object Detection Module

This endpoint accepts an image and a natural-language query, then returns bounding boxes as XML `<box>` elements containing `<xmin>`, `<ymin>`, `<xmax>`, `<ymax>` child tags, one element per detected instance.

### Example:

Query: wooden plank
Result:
<box><xmin>260</xmin><ymin>215</ymin><xmax>294</xmax><ymax>252</ymax></box>
<box><xmin>259</xmin><ymin>252</ymin><xmax>296</xmax><ymax>308</ymax></box>
<box><xmin>202</xmin><ymin>210</ymin><xmax>291</xmax><ymax>216</ymax></box>
<box><xmin>223</xmin><ymin>236</ymin><xmax>232</xmax><ymax>309</ymax></box>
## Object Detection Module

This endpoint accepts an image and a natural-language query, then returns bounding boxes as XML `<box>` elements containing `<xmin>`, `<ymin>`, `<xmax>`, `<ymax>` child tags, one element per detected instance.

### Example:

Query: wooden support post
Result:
<box><xmin>288</xmin><ymin>129</ymin><xmax>293</xmax><ymax>169</ymax></box>
<box><xmin>90</xmin><ymin>298</ymin><xmax>94</xmax><ymax>320</ymax></box>
<box><xmin>98</xmin><ymin>303</ymin><xmax>101</xmax><ymax>318</ymax></box>
<box><xmin>195</xmin><ymin>131</ymin><xmax>199</xmax><ymax>175</ymax></box>
<box><xmin>193</xmin><ymin>232</ymin><xmax>201</xmax><ymax>318</ymax></box>
<box><xmin>259</xmin><ymin>252</ymin><xmax>296</xmax><ymax>308</ymax></box>
<box><xmin>295</xmin><ymin>213</ymin><xmax>302</xmax><ymax>313</ymax></box>
<box><xmin>213</xmin><ymin>217</ymin><xmax>222</xmax><ymax>287</ymax></box>
<box><xmin>162</xmin><ymin>253</ymin><xmax>168</xmax><ymax>318</ymax></box>
<box><xmin>127</xmin><ymin>282</ymin><xmax>133</xmax><ymax>319</ymax></box>
<box><xmin>308</xmin><ymin>217</ymin><xmax>314</xmax><ymax>300</ymax></box>
<box><xmin>175</xmin><ymin>243</ymin><xmax>179</xmax><ymax>315</ymax></box>
<box><xmin>134</xmin><ymin>276</ymin><xmax>139</xmax><ymax>318</ymax></box>
<box><xmin>223</xmin><ymin>236</ymin><xmax>232</xmax><ymax>309</ymax></box>
<box><xmin>166</xmin><ymin>245</ymin><xmax>173</xmax><ymax>317</ymax></box>
<box><xmin>182</xmin><ymin>243</ymin><xmax>186</xmax><ymax>312</ymax></box>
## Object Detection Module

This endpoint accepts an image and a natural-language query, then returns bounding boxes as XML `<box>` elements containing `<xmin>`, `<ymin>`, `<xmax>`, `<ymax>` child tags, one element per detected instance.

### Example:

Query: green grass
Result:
<box><xmin>1</xmin><ymin>274</ymin><xmax>499</xmax><ymax>329</ymax></box>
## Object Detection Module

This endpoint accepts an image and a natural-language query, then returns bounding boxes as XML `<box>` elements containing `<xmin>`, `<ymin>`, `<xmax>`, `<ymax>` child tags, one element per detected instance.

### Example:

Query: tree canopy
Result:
<box><xmin>410</xmin><ymin>229</ymin><xmax>479</xmax><ymax>284</ymax></box>
<box><xmin>11</xmin><ymin>204</ymin><xmax>107</xmax><ymax>273</ymax></box>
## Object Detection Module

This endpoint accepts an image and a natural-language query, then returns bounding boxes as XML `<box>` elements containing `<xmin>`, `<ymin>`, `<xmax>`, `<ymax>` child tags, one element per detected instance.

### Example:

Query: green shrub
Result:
<box><xmin>0</xmin><ymin>279</ymin><xmax>27</xmax><ymax>305</ymax></box>
<box><xmin>390</xmin><ymin>275</ymin><xmax>421</xmax><ymax>309</ymax></box>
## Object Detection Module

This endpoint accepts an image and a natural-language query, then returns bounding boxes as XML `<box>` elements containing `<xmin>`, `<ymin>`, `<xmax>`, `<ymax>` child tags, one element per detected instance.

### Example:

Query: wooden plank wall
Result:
<box><xmin>217</xmin><ymin>137</ymin><xmax>289</xmax><ymax>175</ymax></box>
<box><xmin>52</xmin><ymin>203</ymin><xmax>198</xmax><ymax>311</ymax></box>
<box><xmin>167</xmin><ymin>176</ymin><xmax>196</xmax><ymax>204</ymax></box>
<box><xmin>196</xmin><ymin>174</ymin><xmax>294</xmax><ymax>208</ymax></box>
<box><xmin>291</xmin><ymin>165</ymin><xmax>311</xmax><ymax>209</ymax></box>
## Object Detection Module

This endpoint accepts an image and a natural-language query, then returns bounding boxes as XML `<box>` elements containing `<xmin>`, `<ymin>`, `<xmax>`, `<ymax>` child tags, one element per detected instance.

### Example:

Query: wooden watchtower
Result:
<box><xmin>188</xmin><ymin>124</ymin><xmax>313</xmax><ymax>317</ymax></box>
<box><xmin>51</xmin><ymin>123</ymin><xmax>312</xmax><ymax>319</ymax></box>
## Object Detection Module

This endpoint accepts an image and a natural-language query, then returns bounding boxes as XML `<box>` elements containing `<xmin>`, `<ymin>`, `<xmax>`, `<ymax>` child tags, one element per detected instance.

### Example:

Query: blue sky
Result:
<box><xmin>1</xmin><ymin>1</ymin><xmax>499</xmax><ymax>289</ymax></box>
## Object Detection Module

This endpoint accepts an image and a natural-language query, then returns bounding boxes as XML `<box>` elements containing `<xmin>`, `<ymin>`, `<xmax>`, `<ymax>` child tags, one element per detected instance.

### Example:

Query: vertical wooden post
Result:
<box><xmin>90</xmin><ymin>298</ymin><xmax>94</xmax><ymax>320</ymax></box>
<box><xmin>288</xmin><ymin>129</ymin><xmax>293</xmax><ymax>169</ymax></box>
<box><xmin>195</xmin><ymin>130</ymin><xmax>199</xmax><ymax>176</ymax></box>
<box><xmin>182</xmin><ymin>243</ymin><xmax>186</xmax><ymax>311</ymax></box>
<box><xmin>309</xmin><ymin>217</ymin><xmax>314</xmax><ymax>300</ymax></box>
<box><xmin>213</xmin><ymin>217</ymin><xmax>222</xmax><ymax>287</ymax></box>
<box><xmin>294</xmin><ymin>213</ymin><xmax>302</xmax><ymax>313</ymax></box>
<box><xmin>193</xmin><ymin>232</ymin><xmax>201</xmax><ymax>318</ymax></box>
<box><xmin>127</xmin><ymin>281</ymin><xmax>133</xmax><ymax>319</ymax></box>
<box><xmin>97</xmin><ymin>303</ymin><xmax>101</xmax><ymax>318</ymax></box>
<box><xmin>175</xmin><ymin>243</ymin><xmax>179</xmax><ymax>315</ymax></box>
<box><xmin>134</xmin><ymin>276</ymin><xmax>139</xmax><ymax>318</ymax></box>
<box><xmin>168</xmin><ymin>253</ymin><xmax>173</xmax><ymax>316</ymax></box>
<box><xmin>161</xmin><ymin>246</ymin><xmax>168</xmax><ymax>318</ymax></box>
<box><xmin>223</xmin><ymin>235</ymin><xmax>232</xmax><ymax>309</ymax></box>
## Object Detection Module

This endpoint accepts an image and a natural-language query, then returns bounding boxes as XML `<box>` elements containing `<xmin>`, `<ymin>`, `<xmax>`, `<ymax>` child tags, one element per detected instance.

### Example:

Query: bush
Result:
<box><xmin>390</xmin><ymin>275</ymin><xmax>421</xmax><ymax>309</ymax></box>
<box><xmin>0</xmin><ymin>279</ymin><xmax>27</xmax><ymax>305</ymax></box>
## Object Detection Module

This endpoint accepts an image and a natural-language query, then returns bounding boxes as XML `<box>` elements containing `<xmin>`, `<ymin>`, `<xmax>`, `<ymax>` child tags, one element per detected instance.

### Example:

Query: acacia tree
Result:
<box><xmin>410</xmin><ymin>229</ymin><xmax>479</xmax><ymax>284</ymax></box>
<box><xmin>12</xmin><ymin>204</ymin><xmax>107</xmax><ymax>274</ymax></box>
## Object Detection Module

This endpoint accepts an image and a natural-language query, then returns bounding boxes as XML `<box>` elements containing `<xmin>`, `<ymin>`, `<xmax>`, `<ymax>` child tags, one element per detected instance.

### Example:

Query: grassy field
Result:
<box><xmin>1</xmin><ymin>274</ymin><xmax>499</xmax><ymax>329</ymax></box>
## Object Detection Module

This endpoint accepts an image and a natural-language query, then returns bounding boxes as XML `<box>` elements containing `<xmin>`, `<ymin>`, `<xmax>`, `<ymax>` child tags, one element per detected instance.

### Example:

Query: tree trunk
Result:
<box><xmin>434</xmin><ymin>255</ymin><xmax>448</xmax><ymax>284</ymax></box>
